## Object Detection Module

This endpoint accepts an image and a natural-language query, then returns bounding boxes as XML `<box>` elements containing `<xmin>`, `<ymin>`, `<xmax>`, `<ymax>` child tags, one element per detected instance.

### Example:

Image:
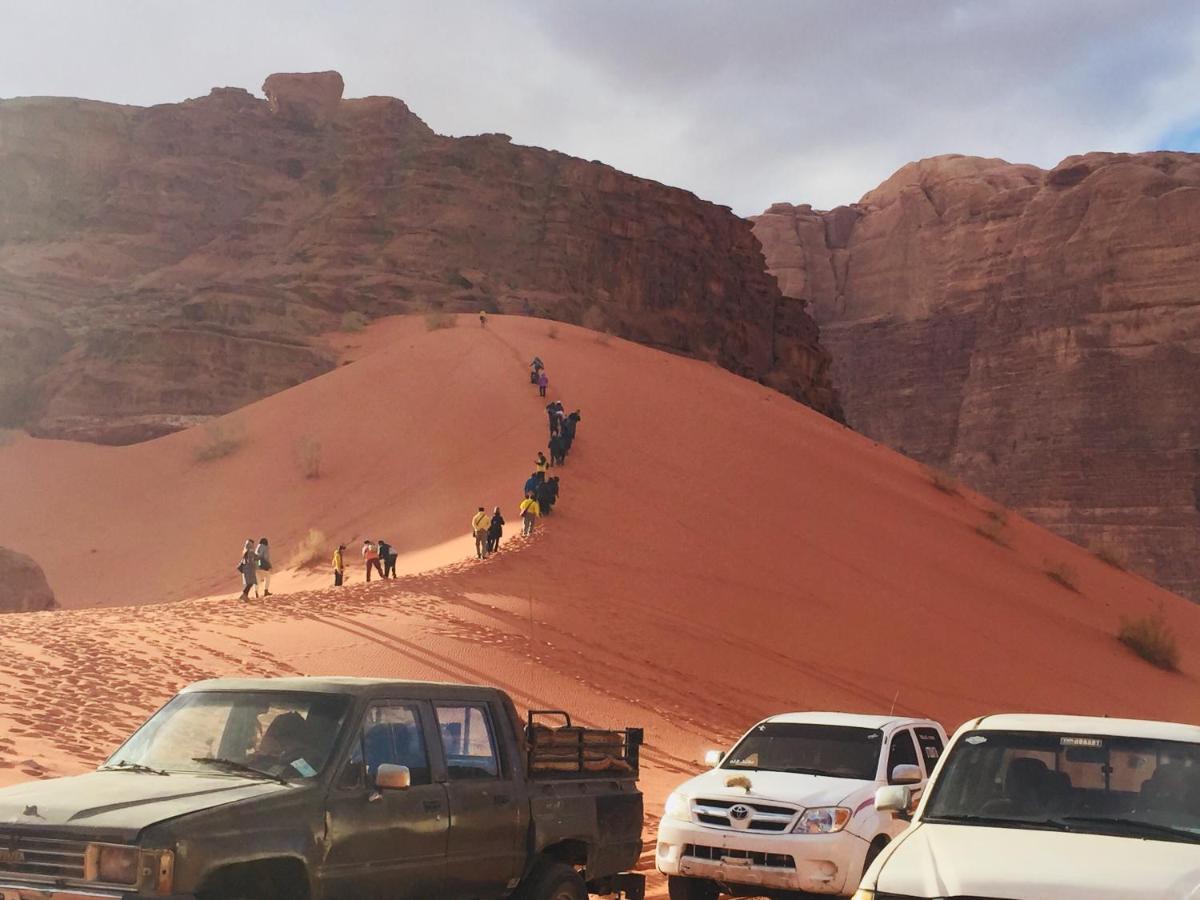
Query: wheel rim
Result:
<box><xmin>550</xmin><ymin>887</ymin><xmax>580</xmax><ymax>900</ymax></box>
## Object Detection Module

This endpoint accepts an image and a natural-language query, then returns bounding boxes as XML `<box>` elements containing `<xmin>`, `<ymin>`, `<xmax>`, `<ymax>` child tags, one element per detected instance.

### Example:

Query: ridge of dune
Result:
<box><xmin>1</xmin><ymin>314</ymin><xmax>1198</xmax><ymax>895</ymax></box>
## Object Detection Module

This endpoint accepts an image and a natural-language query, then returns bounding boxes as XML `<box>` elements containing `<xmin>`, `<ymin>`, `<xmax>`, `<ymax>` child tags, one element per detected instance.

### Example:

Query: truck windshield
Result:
<box><xmin>723</xmin><ymin>723</ymin><xmax>882</xmax><ymax>780</ymax></box>
<box><xmin>103</xmin><ymin>691</ymin><xmax>351</xmax><ymax>780</ymax></box>
<box><xmin>923</xmin><ymin>730</ymin><xmax>1200</xmax><ymax>844</ymax></box>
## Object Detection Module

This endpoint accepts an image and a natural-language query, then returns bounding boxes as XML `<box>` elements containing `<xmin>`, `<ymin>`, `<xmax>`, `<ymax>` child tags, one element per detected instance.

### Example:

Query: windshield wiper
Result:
<box><xmin>191</xmin><ymin>757</ymin><xmax>290</xmax><ymax>785</ymax></box>
<box><xmin>99</xmin><ymin>760</ymin><xmax>170</xmax><ymax>776</ymax></box>
<box><xmin>925</xmin><ymin>813</ymin><xmax>1068</xmax><ymax>831</ymax></box>
<box><xmin>1056</xmin><ymin>815</ymin><xmax>1200</xmax><ymax>844</ymax></box>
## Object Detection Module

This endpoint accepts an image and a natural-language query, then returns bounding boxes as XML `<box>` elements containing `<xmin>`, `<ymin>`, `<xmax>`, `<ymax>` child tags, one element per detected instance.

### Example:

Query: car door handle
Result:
<box><xmin>423</xmin><ymin>800</ymin><xmax>442</xmax><ymax>812</ymax></box>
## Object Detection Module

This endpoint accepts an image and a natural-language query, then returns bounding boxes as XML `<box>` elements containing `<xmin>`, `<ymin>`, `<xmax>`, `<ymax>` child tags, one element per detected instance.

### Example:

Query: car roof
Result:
<box><xmin>762</xmin><ymin>712</ymin><xmax>937</xmax><ymax>730</ymax></box>
<box><xmin>966</xmin><ymin>714</ymin><xmax>1200</xmax><ymax>743</ymax></box>
<box><xmin>181</xmin><ymin>676</ymin><xmax>498</xmax><ymax>700</ymax></box>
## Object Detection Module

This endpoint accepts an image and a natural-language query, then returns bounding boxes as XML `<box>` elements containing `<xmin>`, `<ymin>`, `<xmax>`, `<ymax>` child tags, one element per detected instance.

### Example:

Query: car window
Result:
<box><xmin>915</xmin><ymin>727</ymin><xmax>945</xmax><ymax>775</ymax></box>
<box><xmin>341</xmin><ymin>703</ymin><xmax>432</xmax><ymax>788</ymax></box>
<box><xmin>436</xmin><ymin>704</ymin><xmax>501</xmax><ymax>780</ymax></box>
<box><xmin>887</xmin><ymin>729</ymin><xmax>920</xmax><ymax>780</ymax></box>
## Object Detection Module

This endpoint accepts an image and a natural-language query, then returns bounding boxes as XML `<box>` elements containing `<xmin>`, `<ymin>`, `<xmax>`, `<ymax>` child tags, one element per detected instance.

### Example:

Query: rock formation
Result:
<box><xmin>0</xmin><ymin>72</ymin><xmax>840</xmax><ymax>444</ymax></box>
<box><xmin>753</xmin><ymin>152</ymin><xmax>1200</xmax><ymax>601</ymax></box>
<box><xmin>0</xmin><ymin>547</ymin><xmax>57</xmax><ymax>613</ymax></box>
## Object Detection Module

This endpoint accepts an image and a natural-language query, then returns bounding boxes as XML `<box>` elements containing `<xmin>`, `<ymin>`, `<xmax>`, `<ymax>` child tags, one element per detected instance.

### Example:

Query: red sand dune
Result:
<box><xmin>1</xmin><ymin>315</ymin><xmax>1198</xmax><ymax>892</ymax></box>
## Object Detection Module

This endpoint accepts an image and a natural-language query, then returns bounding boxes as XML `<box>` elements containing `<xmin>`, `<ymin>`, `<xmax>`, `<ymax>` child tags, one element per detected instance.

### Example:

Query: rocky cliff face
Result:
<box><xmin>753</xmin><ymin>152</ymin><xmax>1200</xmax><ymax>601</ymax></box>
<box><xmin>0</xmin><ymin>72</ymin><xmax>839</xmax><ymax>444</ymax></box>
<box><xmin>0</xmin><ymin>546</ymin><xmax>57</xmax><ymax>613</ymax></box>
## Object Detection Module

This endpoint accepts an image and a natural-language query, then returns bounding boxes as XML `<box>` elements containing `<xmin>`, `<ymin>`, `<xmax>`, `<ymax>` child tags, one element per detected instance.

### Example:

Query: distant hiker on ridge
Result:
<box><xmin>487</xmin><ymin>506</ymin><xmax>505</xmax><ymax>554</ymax></box>
<box><xmin>255</xmin><ymin>538</ymin><xmax>273</xmax><ymax>597</ymax></box>
<box><xmin>378</xmin><ymin>538</ymin><xmax>397</xmax><ymax>579</ymax></box>
<box><xmin>520</xmin><ymin>493</ymin><xmax>540</xmax><ymax>536</ymax></box>
<box><xmin>362</xmin><ymin>539</ymin><xmax>383</xmax><ymax>582</ymax></box>
<box><xmin>479</xmin><ymin>309</ymin><xmax>488</xmax><ymax>328</ymax></box>
<box><xmin>538</xmin><ymin>370</ymin><xmax>549</xmax><ymax>398</ymax></box>
<box><xmin>237</xmin><ymin>539</ymin><xmax>258</xmax><ymax>601</ymax></box>
<box><xmin>472</xmin><ymin>507</ymin><xmax>491</xmax><ymax>559</ymax></box>
<box><xmin>332</xmin><ymin>544</ymin><xmax>346</xmax><ymax>587</ymax></box>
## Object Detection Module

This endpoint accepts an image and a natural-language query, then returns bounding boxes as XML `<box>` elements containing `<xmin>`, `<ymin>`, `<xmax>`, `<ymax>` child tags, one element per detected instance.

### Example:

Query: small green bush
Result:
<box><xmin>340</xmin><ymin>311</ymin><xmax>367</xmax><ymax>332</ymax></box>
<box><xmin>424</xmin><ymin>311</ymin><xmax>456</xmax><ymax>331</ymax></box>
<box><xmin>1044</xmin><ymin>560</ymin><xmax>1080</xmax><ymax>592</ymax></box>
<box><xmin>1118</xmin><ymin>610</ymin><xmax>1179</xmax><ymax>671</ymax></box>
<box><xmin>192</xmin><ymin>421</ymin><xmax>245</xmax><ymax>463</ymax></box>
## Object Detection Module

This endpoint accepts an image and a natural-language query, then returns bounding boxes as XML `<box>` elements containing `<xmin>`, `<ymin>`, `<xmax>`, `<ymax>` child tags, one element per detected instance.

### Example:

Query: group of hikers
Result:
<box><xmin>235</xmin><ymin>538</ymin><xmax>273</xmax><ymax>601</ymax></box>
<box><xmin>471</xmin><ymin>356</ymin><xmax>581</xmax><ymax>559</ymax></box>
<box><xmin>233</xmin><ymin>346</ymin><xmax>583</xmax><ymax>595</ymax></box>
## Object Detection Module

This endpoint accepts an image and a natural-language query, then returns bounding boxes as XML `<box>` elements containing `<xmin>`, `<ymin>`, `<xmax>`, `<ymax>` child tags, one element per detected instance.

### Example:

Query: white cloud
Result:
<box><xmin>2</xmin><ymin>0</ymin><xmax>1199</xmax><ymax>214</ymax></box>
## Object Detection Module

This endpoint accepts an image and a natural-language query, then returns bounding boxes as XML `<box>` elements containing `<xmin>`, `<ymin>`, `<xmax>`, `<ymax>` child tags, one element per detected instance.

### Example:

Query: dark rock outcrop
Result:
<box><xmin>0</xmin><ymin>72</ymin><xmax>840</xmax><ymax>444</ymax></box>
<box><xmin>753</xmin><ymin>152</ymin><xmax>1200</xmax><ymax>601</ymax></box>
<box><xmin>0</xmin><ymin>546</ymin><xmax>57</xmax><ymax>613</ymax></box>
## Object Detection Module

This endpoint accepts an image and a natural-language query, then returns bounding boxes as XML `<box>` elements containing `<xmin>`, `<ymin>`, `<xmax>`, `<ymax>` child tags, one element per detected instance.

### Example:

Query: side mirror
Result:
<box><xmin>374</xmin><ymin>764</ymin><xmax>411</xmax><ymax>791</ymax></box>
<box><xmin>890</xmin><ymin>764</ymin><xmax>923</xmax><ymax>785</ymax></box>
<box><xmin>704</xmin><ymin>750</ymin><xmax>725</xmax><ymax>767</ymax></box>
<box><xmin>875</xmin><ymin>785</ymin><xmax>911</xmax><ymax>815</ymax></box>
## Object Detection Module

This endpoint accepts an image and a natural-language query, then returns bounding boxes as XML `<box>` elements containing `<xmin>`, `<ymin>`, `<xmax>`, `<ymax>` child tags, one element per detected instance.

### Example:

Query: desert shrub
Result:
<box><xmin>1090</xmin><ymin>541</ymin><xmax>1128</xmax><ymax>570</ymax></box>
<box><xmin>581</xmin><ymin>304</ymin><xmax>608</xmax><ymax>332</ymax></box>
<box><xmin>922</xmin><ymin>464</ymin><xmax>959</xmax><ymax>495</ymax></box>
<box><xmin>192</xmin><ymin>421</ymin><xmax>245</xmax><ymax>463</ymax></box>
<box><xmin>296</xmin><ymin>435</ymin><xmax>322</xmax><ymax>479</ymax></box>
<box><xmin>975</xmin><ymin>518</ymin><xmax>1011</xmax><ymax>548</ymax></box>
<box><xmin>424</xmin><ymin>311</ymin><xmax>456</xmax><ymax>331</ymax></box>
<box><xmin>288</xmin><ymin>529</ymin><xmax>328</xmax><ymax>570</ymax></box>
<box><xmin>547</xmin><ymin>323</ymin><xmax>560</xmax><ymax>340</ymax></box>
<box><xmin>340</xmin><ymin>311</ymin><xmax>367</xmax><ymax>332</ymax></box>
<box><xmin>1044</xmin><ymin>560</ymin><xmax>1080</xmax><ymax>592</ymax></box>
<box><xmin>986</xmin><ymin>506</ymin><xmax>1009</xmax><ymax>525</ymax></box>
<box><xmin>1118</xmin><ymin>609</ymin><xmax>1179</xmax><ymax>671</ymax></box>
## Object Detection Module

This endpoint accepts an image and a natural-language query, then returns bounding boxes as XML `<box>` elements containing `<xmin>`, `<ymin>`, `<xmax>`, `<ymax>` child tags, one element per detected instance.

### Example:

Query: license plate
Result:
<box><xmin>721</xmin><ymin>857</ymin><xmax>752</xmax><ymax>867</ymax></box>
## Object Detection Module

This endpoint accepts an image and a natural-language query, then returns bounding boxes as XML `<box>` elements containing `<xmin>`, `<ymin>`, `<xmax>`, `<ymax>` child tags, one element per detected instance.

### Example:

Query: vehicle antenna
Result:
<box><xmin>889</xmin><ymin>689</ymin><xmax>900</xmax><ymax>715</ymax></box>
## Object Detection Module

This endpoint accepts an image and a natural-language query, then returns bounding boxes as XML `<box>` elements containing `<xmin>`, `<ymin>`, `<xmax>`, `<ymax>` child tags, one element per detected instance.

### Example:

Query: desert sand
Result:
<box><xmin>1</xmin><ymin>314</ymin><xmax>1198</xmax><ymax>892</ymax></box>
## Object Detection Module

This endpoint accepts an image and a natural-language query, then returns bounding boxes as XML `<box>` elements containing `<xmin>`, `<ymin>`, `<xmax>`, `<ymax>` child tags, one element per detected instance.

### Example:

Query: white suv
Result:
<box><xmin>858</xmin><ymin>714</ymin><xmax>1200</xmax><ymax>899</ymax></box>
<box><xmin>656</xmin><ymin>712</ymin><xmax>948</xmax><ymax>898</ymax></box>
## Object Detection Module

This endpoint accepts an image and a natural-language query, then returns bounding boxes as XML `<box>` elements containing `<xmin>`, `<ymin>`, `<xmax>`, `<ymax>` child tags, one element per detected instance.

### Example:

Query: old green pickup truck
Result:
<box><xmin>0</xmin><ymin>678</ymin><xmax>645</xmax><ymax>900</ymax></box>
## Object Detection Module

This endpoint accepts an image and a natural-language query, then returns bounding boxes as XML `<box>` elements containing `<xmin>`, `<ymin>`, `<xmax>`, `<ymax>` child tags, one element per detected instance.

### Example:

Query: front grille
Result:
<box><xmin>692</xmin><ymin>797</ymin><xmax>797</xmax><ymax>832</ymax></box>
<box><xmin>0</xmin><ymin>833</ymin><xmax>87</xmax><ymax>882</ymax></box>
<box><xmin>685</xmin><ymin>843</ymin><xmax>795</xmax><ymax>869</ymax></box>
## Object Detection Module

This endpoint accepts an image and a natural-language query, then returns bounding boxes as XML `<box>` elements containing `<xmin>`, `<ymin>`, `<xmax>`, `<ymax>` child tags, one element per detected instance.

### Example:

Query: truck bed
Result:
<box><xmin>526</xmin><ymin>710</ymin><xmax>643</xmax><ymax>779</ymax></box>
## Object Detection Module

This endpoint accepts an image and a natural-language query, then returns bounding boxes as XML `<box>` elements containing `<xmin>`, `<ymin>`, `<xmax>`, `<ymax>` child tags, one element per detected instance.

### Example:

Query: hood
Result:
<box><xmin>877</xmin><ymin>823</ymin><xmax>1200</xmax><ymax>900</ymax></box>
<box><xmin>0</xmin><ymin>771</ymin><xmax>292</xmax><ymax>837</ymax></box>
<box><xmin>678</xmin><ymin>767</ymin><xmax>871</xmax><ymax>808</ymax></box>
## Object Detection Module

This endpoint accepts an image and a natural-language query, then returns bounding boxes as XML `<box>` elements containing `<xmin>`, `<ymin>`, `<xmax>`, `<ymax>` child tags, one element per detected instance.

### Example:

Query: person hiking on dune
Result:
<box><xmin>524</xmin><ymin>472</ymin><xmax>542</xmax><ymax>497</ymax></box>
<box><xmin>332</xmin><ymin>544</ymin><xmax>346</xmax><ymax>587</ymax></box>
<box><xmin>362</xmin><ymin>540</ymin><xmax>383</xmax><ymax>582</ymax></box>
<box><xmin>237</xmin><ymin>539</ymin><xmax>258</xmax><ymax>601</ymax></box>
<box><xmin>536</xmin><ymin>451</ymin><xmax>548</xmax><ymax>475</ymax></box>
<box><xmin>549</xmin><ymin>432</ymin><xmax>565</xmax><ymax>467</ymax></box>
<box><xmin>479</xmin><ymin>309</ymin><xmax>488</xmax><ymax>328</ymax></box>
<box><xmin>472</xmin><ymin>507</ymin><xmax>491</xmax><ymax>559</ymax></box>
<box><xmin>255</xmin><ymin>538</ymin><xmax>273</xmax><ymax>597</ymax></box>
<box><xmin>378</xmin><ymin>539</ymin><xmax>397</xmax><ymax>579</ymax></box>
<box><xmin>530</xmin><ymin>356</ymin><xmax>544</xmax><ymax>385</ymax></box>
<box><xmin>519</xmin><ymin>493</ymin><xmax>540</xmax><ymax>536</ymax></box>
<box><xmin>537</xmin><ymin>370</ymin><xmax>549</xmax><ymax>398</ymax></box>
<box><xmin>487</xmin><ymin>506</ymin><xmax>505</xmax><ymax>553</ymax></box>
<box><xmin>546</xmin><ymin>402</ymin><xmax>559</xmax><ymax>436</ymax></box>
<box><xmin>536</xmin><ymin>479</ymin><xmax>554</xmax><ymax>517</ymax></box>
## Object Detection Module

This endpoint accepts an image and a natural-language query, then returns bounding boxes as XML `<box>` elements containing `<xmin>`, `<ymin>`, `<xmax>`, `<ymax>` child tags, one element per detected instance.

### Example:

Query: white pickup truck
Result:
<box><xmin>857</xmin><ymin>713</ymin><xmax>1200</xmax><ymax>900</ymax></box>
<box><xmin>656</xmin><ymin>712</ymin><xmax>948</xmax><ymax>898</ymax></box>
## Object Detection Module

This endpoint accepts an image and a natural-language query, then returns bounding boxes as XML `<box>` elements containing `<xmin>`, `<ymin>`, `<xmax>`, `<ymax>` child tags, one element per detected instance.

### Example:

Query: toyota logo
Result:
<box><xmin>729</xmin><ymin>804</ymin><xmax>751</xmax><ymax>821</ymax></box>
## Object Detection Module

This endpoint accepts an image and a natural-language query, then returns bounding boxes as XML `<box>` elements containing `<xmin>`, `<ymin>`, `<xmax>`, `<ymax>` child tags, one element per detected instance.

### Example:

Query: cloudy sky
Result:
<box><xmin>3</xmin><ymin>0</ymin><xmax>1199</xmax><ymax>214</ymax></box>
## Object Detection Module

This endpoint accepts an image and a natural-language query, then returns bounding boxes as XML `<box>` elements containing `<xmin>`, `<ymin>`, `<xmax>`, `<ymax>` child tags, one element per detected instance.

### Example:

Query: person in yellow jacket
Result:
<box><xmin>332</xmin><ymin>544</ymin><xmax>346</xmax><ymax>587</ymax></box>
<box><xmin>519</xmin><ymin>493</ymin><xmax>540</xmax><ymax>536</ymax></box>
<box><xmin>472</xmin><ymin>506</ymin><xmax>491</xmax><ymax>559</ymax></box>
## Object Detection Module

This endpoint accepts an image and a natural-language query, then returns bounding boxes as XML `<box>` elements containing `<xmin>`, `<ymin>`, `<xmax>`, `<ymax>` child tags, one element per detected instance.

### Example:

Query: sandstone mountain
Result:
<box><xmin>0</xmin><ymin>71</ymin><xmax>839</xmax><ymax>444</ymax></box>
<box><xmin>754</xmin><ymin>152</ymin><xmax>1200</xmax><ymax>601</ymax></box>
<box><xmin>0</xmin><ymin>546</ymin><xmax>56</xmax><ymax>613</ymax></box>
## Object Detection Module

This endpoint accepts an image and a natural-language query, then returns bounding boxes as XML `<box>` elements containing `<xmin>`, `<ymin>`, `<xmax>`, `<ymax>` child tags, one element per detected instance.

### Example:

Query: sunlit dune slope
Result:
<box><xmin>1</xmin><ymin>314</ymin><xmax>1198</xmax><ymax>852</ymax></box>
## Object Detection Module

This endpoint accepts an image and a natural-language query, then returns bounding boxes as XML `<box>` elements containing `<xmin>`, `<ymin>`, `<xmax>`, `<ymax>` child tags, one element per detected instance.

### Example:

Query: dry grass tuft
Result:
<box><xmin>340</xmin><ymin>311</ymin><xmax>367</xmax><ymax>333</ymax></box>
<box><xmin>546</xmin><ymin>323</ymin><xmax>560</xmax><ymax>340</ymax></box>
<box><xmin>288</xmin><ymin>529</ymin><xmax>328</xmax><ymax>570</ymax></box>
<box><xmin>1118</xmin><ymin>609</ymin><xmax>1179</xmax><ymax>671</ymax></box>
<box><xmin>975</xmin><ymin>518</ymin><xmax>1011</xmax><ymax>548</ymax></box>
<box><xmin>922</xmin><ymin>464</ymin><xmax>960</xmax><ymax>495</ymax></box>
<box><xmin>192</xmin><ymin>421</ymin><xmax>245</xmax><ymax>463</ymax></box>
<box><xmin>296</xmin><ymin>435</ymin><xmax>322</xmax><ymax>479</ymax></box>
<box><xmin>1044</xmin><ymin>560</ymin><xmax>1081</xmax><ymax>592</ymax></box>
<box><xmin>424</xmin><ymin>311</ymin><xmax>456</xmax><ymax>331</ymax></box>
<box><xmin>1090</xmin><ymin>541</ymin><xmax>1128</xmax><ymax>570</ymax></box>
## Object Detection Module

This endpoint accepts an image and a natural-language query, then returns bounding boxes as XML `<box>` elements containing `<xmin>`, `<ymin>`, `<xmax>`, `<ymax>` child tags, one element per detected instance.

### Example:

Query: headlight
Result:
<box><xmin>851</xmin><ymin>891</ymin><xmax>875</xmax><ymax>900</ymax></box>
<box><xmin>663</xmin><ymin>791</ymin><xmax>691</xmax><ymax>822</ymax></box>
<box><xmin>84</xmin><ymin>843</ymin><xmax>139</xmax><ymax>884</ymax></box>
<box><xmin>793</xmin><ymin>806</ymin><xmax>852</xmax><ymax>834</ymax></box>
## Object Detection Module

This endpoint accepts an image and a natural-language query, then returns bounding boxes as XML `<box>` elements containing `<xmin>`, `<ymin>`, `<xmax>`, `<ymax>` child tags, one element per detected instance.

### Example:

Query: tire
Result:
<box><xmin>668</xmin><ymin>875</ymin><xmax>720</xmax><ymax>900</ymax></box>
<box><xmin>862</xmin><ymin>835</ymin><xmax>889</xmax><ymax>878</ymax></box>
<box><xmin>517</xmin><ymin>861</ymin><xmax>587</xmax><ymax>900</ymax></box>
